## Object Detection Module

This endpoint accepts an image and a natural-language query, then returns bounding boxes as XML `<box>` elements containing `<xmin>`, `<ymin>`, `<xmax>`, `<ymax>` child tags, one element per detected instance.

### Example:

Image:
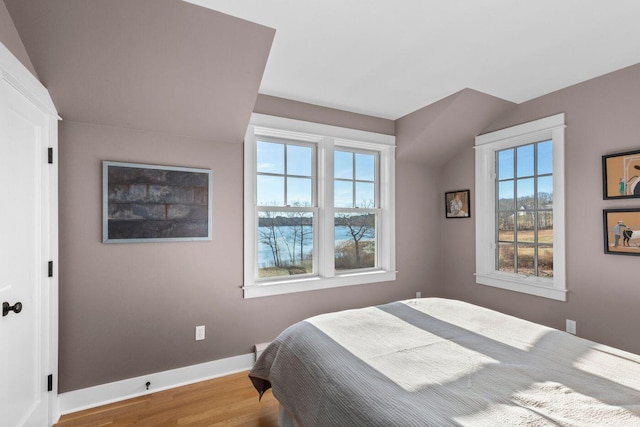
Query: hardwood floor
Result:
<box><xmin>54</xmin><ymin>371</ymin><xmax>279</xmax><ymax>426</ymax></box>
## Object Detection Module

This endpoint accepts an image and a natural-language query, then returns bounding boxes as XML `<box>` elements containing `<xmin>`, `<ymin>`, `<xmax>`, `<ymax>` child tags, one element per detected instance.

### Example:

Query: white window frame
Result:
<box><xmin>243</xmin><ymin>114</ymin><xmax>396</xmax><ymax>298</ymax></box>
<box><xmin>475</xmin><ymin>113</ymin><xmax>566</xmax><ymax>301</ymax></box>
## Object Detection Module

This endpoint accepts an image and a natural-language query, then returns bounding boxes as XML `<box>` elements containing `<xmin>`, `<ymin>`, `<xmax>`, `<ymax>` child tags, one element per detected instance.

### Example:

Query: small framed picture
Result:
<box><xmin>445</xmin><ymin>190</ymin><xmax>470</xmax><ymax>219</ymax></box>
<box><xmin>602</xmin><ymin>149</ymin><xmax>640</xmax><ymax>199</ymax></box>
<box><xmin>603</xmin><ymin>209</ymin><xmax>640</xmax><ymax>256</ymax></box>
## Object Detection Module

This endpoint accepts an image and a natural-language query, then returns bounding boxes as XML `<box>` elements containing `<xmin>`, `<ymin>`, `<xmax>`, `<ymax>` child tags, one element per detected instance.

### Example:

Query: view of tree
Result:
<box><xmin>258</xmin><ymin>212</ymin><xmax>281</xmax><ymax>268</ymax></box>
<box><xmin>498</xmin><ymin>192</ymin><xmax>553</xmax><ymax>231</ymax></box>
<box><xmin>257</xmin><ymin>207</ymin><xmax>313</xmax><ymax>276</ymax></box>
<box><xmin>334</xmin><ymin>213</ymin><xmax>376</xmax><ymax>270</ymax></box>
<box><xmin>497</xmin><ymin>191</ymin><xmax>554</xmax><ymax>277</ymax></box>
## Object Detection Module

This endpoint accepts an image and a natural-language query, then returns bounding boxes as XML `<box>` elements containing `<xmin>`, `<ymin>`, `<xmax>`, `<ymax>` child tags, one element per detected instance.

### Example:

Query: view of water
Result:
<box><xmin>257</xmin><ymin>225</ymin><xmax>374</xmax><ymax>267</ymax></box>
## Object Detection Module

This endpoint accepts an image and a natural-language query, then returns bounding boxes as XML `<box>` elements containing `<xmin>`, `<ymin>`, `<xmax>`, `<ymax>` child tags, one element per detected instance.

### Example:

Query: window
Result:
<box><xmin>475</xmin><ymin>113</ymin><xmax>566</xmax><ymax>301</ymax></box>
<box><xmin>244</xmin><ymin>114</ymin><xmax>396</xmax><ymax>298</ymax></box>
<box><xmin>334</xmin><ymin>149</ymin><xmax>378</xmax><ymax>271</ymax></box>
<box><xmin>256</xmin><ymin>140</ymin><xmax>316</xmax><ymax>278</ymax></box>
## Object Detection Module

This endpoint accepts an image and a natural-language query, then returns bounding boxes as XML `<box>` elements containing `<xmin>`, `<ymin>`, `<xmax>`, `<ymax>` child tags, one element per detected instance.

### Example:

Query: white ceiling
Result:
<box><xmin>186</xmin><ymin>0</ymin><xmax>640</xmax><ymax>120</ymax></box>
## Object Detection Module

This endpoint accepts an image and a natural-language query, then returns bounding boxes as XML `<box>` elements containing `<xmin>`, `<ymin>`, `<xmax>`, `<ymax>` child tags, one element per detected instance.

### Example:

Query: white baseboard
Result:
<box><xmin>57</xmin><ymin>352</ymin><xmax>255</xmax><ymax>418</ymax></box>
<box><xmin>255</xmin><ymin>342</ymin><xmax>271</xmax><ymax>362</ymax></box>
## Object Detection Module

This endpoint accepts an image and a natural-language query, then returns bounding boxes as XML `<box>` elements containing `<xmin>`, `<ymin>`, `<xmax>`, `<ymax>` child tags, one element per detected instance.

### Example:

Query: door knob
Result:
<box><xmin>2</xmin><ymin>301</ymin><xmax>22</xmax><ymax>317</ymax></box>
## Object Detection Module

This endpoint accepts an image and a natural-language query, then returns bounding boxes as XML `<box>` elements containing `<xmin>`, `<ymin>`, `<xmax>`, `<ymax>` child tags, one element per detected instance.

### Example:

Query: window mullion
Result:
<box><xmin>352</xmin><ymin>153</ymin><xmax>357</xmax><ymax>208</ymax></box>
<box><xmin>319</xmin><ymin>137</ymin><xmax>334</xmax><ymax>278</ymax></box>
<box><xmin>533</xmin><ymin>143</ymin><xmax>539</xmax><ymax>276</ymax></box>
<box><xmin>283</xmin><ymin>144</ymin><xmax>288</xmax><ymax>206</ymax></box>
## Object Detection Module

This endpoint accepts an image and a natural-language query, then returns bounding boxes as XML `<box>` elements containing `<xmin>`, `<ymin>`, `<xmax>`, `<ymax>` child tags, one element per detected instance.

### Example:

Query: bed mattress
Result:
<box><xmin>250</xmin><ymin>298</ymin><xmax>640</xmax><ymax>426</ymax></box>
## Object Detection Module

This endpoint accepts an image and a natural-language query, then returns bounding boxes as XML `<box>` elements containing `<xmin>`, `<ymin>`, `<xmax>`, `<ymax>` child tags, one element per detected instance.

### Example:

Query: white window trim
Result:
<box><xmin>475</xmin><ymin>113</ymin><xmax>566</xmax><ymax>301</ymax></box>
<box><xmin>243</xmin><ymin>113</ymin><xmax>396</xmax><ymax>298</ymax></box>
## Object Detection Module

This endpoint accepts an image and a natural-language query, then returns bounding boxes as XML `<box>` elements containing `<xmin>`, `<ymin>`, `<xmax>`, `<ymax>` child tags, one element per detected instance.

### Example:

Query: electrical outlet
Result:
<box><xmin>566</xmin><ymin>319</ymin><xmax>576</xmax><ymax>335</ymax></box>
<box><xmin>415</xmin><ymin>291</ymin><xmax>422</xmax><ymax>298</ymax></box>
<box><xmin>195</xmin><ymin>325</ymin><xmax>205</xmax><ymax>341</ymax></box>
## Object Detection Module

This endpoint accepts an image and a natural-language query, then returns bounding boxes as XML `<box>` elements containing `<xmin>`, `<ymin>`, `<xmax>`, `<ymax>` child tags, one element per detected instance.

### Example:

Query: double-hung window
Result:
<box><xmin>256</xmin><ymin>139</ymin><xmax>316</xmax><ymax>278</ymax></box>
<box><xmin>475</xmin><ymin>113</ymin><xmax>566</xmax><ymax>301</ymax></box>
<box><xmin>334</xmin><ymin>148</ymin><xmax>378</xmax><ymax>271</ymax></box>
<box><xmin>244</xmin><ymin>114</ymin><xmax>396</xmax><ymax>298</ymax></box>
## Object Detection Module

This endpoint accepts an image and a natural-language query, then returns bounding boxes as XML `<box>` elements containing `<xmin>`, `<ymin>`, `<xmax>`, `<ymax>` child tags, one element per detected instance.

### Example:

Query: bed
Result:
<box><xmin>249</xmin><ymin>298</ymin><xmax>640</xmax><ymax>426</ymax></box>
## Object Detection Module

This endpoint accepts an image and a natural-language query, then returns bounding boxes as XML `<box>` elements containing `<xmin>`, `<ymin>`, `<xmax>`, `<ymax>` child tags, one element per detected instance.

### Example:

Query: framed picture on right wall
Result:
<box><xmin>603</xmin><ymin>208</ymin><xmax>640</xmax><ymax>255</ymax></box>
<box><xmin>602</xmin><ymin>149</ymin><xmax>640</xmax><ymax>199</ymax></box>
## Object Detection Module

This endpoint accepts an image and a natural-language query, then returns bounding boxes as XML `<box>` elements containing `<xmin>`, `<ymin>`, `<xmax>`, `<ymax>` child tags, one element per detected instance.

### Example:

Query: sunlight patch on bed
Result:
<box><xmin>402</xmin><ymin>298</ymin><xmax>550</xmax><ymax>351</ymax></box>
<box><xmin>307</xmin><ymin>307</ymin><xmax>497</xmax><ymax>391</ymax></box>
<box><xmin>454</xmin><ymin>381</ymin><xmax>640</xmax><ymax>426</ymax></box>
<box><xmin>573</xmin><ymin>344</ymin><xmax>640</xmax><ymax>389</ymax></box>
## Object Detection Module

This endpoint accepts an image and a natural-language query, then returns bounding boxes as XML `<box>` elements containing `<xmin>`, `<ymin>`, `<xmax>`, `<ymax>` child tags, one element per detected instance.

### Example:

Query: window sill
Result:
<box><xmin>243</xmin><ymin>270</ymin><xmax>397</xmax><ymax>299</ymax></box>
<box><xmin>475</xmin><ymin>272</ymin><xmax>567</xmax><ymax>301</ymax></box>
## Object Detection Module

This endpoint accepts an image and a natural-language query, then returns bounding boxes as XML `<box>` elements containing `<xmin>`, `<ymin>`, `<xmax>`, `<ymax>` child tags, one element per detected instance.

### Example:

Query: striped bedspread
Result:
<box><xmin>249</xmin><ymin>298</ymin><xmax>640</xmax><ymax>426</ymax></box>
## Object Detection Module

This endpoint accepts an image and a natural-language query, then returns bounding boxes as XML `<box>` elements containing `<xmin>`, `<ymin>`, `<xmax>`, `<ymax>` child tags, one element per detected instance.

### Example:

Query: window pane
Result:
<box><xmin>498</xmin><ymin>212</ymin><xmax>515</xmax><ymax>242</ymax></box>
<box><xmin>334</xmin><ymin>180</ymin><xmax>353</xmax><ymax>208</ymax></box>
<box><xmin>257</xmin><ymin>175</ymin><xmax>284</xmax><ymax>206</ymax></box>
<box><xmin>517</xmin><ymin>178</ymin><xmax>535</xmax><ymax>209</ymax></box>
<box><xmin>355</xmin><ymin>182</ymin><xmax>375</xmax><ymax>208</ymax></box>
<box><xmin>334</xmin><ymin>151</ymin><xmax>353</xmax><ymax>179</ymax></box>
<box><xmin>497</xmin><ymin>149</ymin><xmax>514</xmax><ymax>180</ymax></box>
<box><xmin>516</xmin><ymin>144</ymin><xmax>535</xmax><ymax>177</ymax></box>
<box><xmin>538</xmin><ymin>175</ymin><xmax>553</xmax><ymax>208</ymax></box>
<box><xmin>538</xmin><ymin>246</ymin><xmax>553</xmax><ymax>277</ymax></box>
<box><xmin>257</xmin><ymin>211</ymin><xmax>313</xmax><ymax>277</ymax></box>
<box><xmin>497</xmin><ymin>243</ymin><xmax>515</xmax><ymax>273</ymax></box>
<box><xmin>498</xmin><ymin>181</ymin><xmax>514</xmax><ymax>210</ymax></box>
<box><xmin>356</xmin><ymin>153</ymin><xmax>375</xmax><ymax>181</ymax></box>
<box><xmin>287</xmin><ymin>177</ymin><xmax>312</xmax><ymax>206</ymax></box>
<box><xmin>516</xmin><ymin>211</ymin><xmax>535</xmax><ymax>242</ymax></box>
<box><xmin>257</xmin><ymin>141</ymin><xmax>284</xmax><ymax>174</ymax></box>
<box><xmin>335</xmin><ymin>213</ymin><xmax>376</xmax><ymax>270</ymax></box>
<box><xmin>537</xmin><ymin>140</ymin><xmax>553</xmax><ymax>175</ymax></box>
<box><xmin>516</xmin><ymin>243</ymin><xmax>535</xmax><ymax>275</ymax></box>
<box><xmin>287</xmin><ymin>145</ymin><xmax>312</xmax><ymax>177</ymax></box>
<box><xmin>538</xmin><ymin>211</ymin><xmax>553</xmax><ymax>243</ymax></box>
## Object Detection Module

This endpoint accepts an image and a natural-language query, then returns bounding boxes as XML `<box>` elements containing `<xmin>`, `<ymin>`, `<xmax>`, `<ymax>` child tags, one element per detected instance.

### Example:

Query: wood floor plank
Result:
<box><xmin>55</xmin><ymin>371</ymin><xmax>278</xmax><ymax>427</ymax></box>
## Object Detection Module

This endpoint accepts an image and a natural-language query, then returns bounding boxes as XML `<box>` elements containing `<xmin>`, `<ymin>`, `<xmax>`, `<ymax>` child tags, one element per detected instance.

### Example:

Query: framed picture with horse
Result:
<box><xmin>602</xmin><ymin>149</ymin><xmax>640</xmax><ymax>199</ymax></box>
<box><xmin>603</xmin><ymin>209</ymin><xmax>640</xmax><ymax>256</ymax></box>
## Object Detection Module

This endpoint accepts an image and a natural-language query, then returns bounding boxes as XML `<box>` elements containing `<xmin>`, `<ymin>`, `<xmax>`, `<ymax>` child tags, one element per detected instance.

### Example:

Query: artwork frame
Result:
<box><xmin>103</xmin><ymin>161</ymin><xmax>213</xmax><ymax>243</ymax></box>
<box><xmin>602</xmin><ymin>149</ymin><xmax>640</xmax><ymax>199</ymax></box>
<box><xmin>603</xmin><ymin>208</ymin><xmax>640</xmax><ymax>256</ymax></box>
<box><xmin>445</xmin><ymin>189</ymin><xmax>471</xmax><ymax>219</ymax></box>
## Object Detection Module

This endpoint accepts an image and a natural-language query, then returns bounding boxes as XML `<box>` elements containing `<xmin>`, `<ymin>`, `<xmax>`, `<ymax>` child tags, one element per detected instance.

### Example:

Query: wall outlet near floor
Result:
<box><xmin>566</xmin><ymin>319</ymin><xmax>576</xmax><ymax>335</ymax></box>
<box><xmin>415</xmin><ymin>291</ymin><xmax>421</xmax><ymax>298</ymax></box>
<box><xmin>195</xmin><ymin>325</ymin><xmax>205</xmax><ymax>341</ymax></box>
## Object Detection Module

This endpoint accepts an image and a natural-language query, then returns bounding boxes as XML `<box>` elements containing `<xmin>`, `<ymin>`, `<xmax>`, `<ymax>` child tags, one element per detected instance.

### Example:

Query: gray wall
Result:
<box><xmin>0</xmin><ymin>0</ymin><xmax>36</xmax><ymax>76</ymax></box>
<box><xmin>439</xmin><ymin>63</ymin><xmax>640</xmax><ymax>355</ymax></box>
<box><xmin>56</xmin><ymin>105</ymin><xmax>440</xmax><ymax>392</ymax></box>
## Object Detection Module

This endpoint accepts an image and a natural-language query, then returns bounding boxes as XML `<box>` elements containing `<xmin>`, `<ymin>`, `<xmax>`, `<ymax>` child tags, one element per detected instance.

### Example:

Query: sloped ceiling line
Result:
<box><xmin>5</xmin><ymin>0</ymin><xmax>275</xmax><ymax>144</ymax></box>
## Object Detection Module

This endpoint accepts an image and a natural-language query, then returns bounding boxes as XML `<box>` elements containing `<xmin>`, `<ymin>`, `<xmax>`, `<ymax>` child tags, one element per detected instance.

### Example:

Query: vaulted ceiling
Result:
<box><xmin>4</xmin><ymin>0</ymin><xmax>274</xmax><ymax>143</ymax></box>
<box><xmin>6</xmin><ymin>1</ymin><xmax>640</xmax><ymax>167</ymax></box>
<box><xmin>187</xmin><ymin>0</ymin><xmax>640</xmax><ymax>120</ymax></box>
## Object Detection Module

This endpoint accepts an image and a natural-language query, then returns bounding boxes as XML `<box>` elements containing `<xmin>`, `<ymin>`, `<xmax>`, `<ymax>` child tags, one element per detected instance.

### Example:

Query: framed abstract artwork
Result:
<box><xmin>103</xmin><ymin>161</ymin><xmax>212</xmax><ymax>243</ymax></box>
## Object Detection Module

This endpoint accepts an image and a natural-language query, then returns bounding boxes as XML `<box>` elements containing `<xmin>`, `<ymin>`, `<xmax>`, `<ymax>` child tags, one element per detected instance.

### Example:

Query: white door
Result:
<box><xmin>0</xmin><ymin>76</ymin><xmax>53</xmax><ymax>426</ymax></box>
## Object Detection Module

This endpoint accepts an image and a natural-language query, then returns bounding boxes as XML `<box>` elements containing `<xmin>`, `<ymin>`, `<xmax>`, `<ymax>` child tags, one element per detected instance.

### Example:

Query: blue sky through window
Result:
<box><xmin>257</xmin><ymin>140</ymin><xmax>313</xmax><ymax>206</ymax></box>
<box><xmin>497</xmin><ymin>140</ymin><xmax>553</xmax><ymax>202</ymax></box>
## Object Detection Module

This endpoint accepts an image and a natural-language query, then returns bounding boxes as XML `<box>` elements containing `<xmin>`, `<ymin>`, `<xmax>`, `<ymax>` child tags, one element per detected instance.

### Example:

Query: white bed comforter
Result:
<box><xmin>250</xmin><ymin>298</ymin><xmax>640</xmax><ymax>426</ymax></box>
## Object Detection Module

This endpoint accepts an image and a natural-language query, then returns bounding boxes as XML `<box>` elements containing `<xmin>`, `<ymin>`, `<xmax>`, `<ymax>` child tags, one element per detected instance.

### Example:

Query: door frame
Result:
<box><xmin>0</xmin><ymin>41</ymin><xmax>60</xmax><ymax>425</ymax></box>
